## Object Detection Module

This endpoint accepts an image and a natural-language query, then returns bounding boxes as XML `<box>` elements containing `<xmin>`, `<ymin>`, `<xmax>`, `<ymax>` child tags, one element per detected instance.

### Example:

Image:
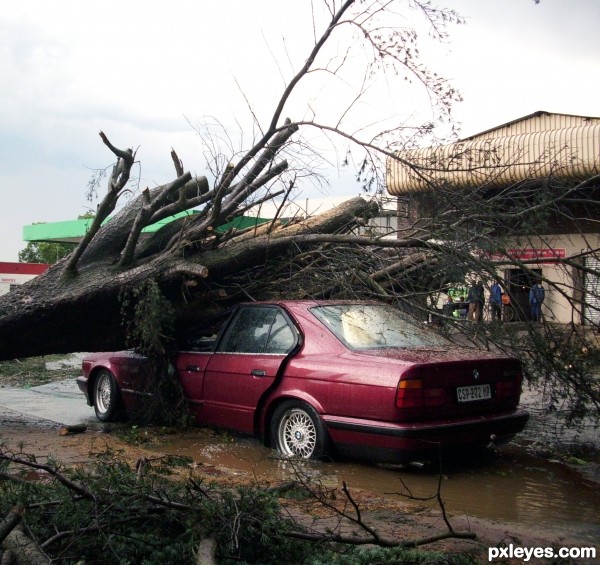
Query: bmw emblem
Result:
<box><xmin>473</xmin><ymin>370</ymin><xmax>480</xmax><ymax>381</ymax></box>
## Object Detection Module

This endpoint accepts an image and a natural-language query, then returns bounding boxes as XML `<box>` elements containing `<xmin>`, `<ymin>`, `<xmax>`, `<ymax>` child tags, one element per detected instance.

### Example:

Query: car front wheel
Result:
<box><xmin>93</xmin><ymin>369</ymin><xmax>121</xmax><ymax>422</ymax></box>
<box><xmin>271</xmin><ymin>401</ymin><xmax>327</xmax><ymax>459</ymax></box>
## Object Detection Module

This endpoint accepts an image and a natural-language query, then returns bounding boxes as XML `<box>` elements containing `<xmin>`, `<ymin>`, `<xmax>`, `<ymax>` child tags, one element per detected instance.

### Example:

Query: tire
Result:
<box><xmin>93</xmin><ymin>369</ymin><xmax>121</xmax><ymax>422</ymax></box>
<box><xmin>271</xmin><ymin>401</ymin><xmax>328</xmax><ymax>459</ymax></box>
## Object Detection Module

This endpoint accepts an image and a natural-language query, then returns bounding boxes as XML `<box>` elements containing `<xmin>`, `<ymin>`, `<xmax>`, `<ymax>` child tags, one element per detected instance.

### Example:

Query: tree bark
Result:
<box><xmin>0</xmin><ymin>196</ymin><xmax>377</xmax><ymax>360</ymax></box>
<box><xmin>0</xmin><ymin>506</ymin><xmax>23</xmax><ymax>545</ymax></box>
<box><xmin>196</xmin><ymin>538</ymin><xmax>217</xmax><ymax>565</ymax></box>
<box><xmin>58</xmin><ymin>425</ymin><xmax>87</xmax><ymax>436</ymax></box>
<box><xmin>2</xmin><ymin>526</ymin><xmax>50</xmax><ymax>565</ymax></box>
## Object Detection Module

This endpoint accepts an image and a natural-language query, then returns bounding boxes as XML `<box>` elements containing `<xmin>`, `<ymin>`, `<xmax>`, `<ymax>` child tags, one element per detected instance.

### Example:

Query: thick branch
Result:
<box><xmin>199</xmin><ymin>197</ymin><xmax>377</xmax><ymax>278</ymax></box>
<box><xmin>3</xmin><ymin>525</ymin><xmax>51</xmax><ymax>565</ymax></box>
<box><xmin>119</xmin><ymin>171</ymin><xmax>193</xmax><ymax>266</ymax></box>
<box><xmin>0</xmin><ymin>454</ymin><xmax>95</xmax><ymax>501</ymax></box>
<box><xmin>285</xmin><ymin>528</ymin><xmax>476</xmax><ymax>547</ymax></box>
<box><xmin>0</xmin><ymin>505</ymin><xmax>23</xmax><ymax>544</ymax></box>
<box><xmin>179</xmin><ymin>160</ymin><xmax>290</xmax><ymax>249</ymax></box>
<box><xmin>149</xmin><ymin>177</ymin><xmax>211</xmax><ymax>225</ymax></box>
<box><xmin>65</xmin><ymin>133</ymin><xmax>136</xmax><ymax>273</ymax></box>
<box><xmin>225</xmin><ymin>122</ymin><xmax>298</xmax><ymax>208</ymax></box>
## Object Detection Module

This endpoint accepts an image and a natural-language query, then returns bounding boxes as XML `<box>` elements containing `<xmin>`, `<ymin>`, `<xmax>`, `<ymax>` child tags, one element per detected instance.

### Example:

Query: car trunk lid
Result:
<box><xmin>398</xmin><ymin>358</ymin><xmax>522</xmax><ymax>421</ymax></box>
<box><xmin>359</xmin><ymin>347</ymin><xmax>523</xmax><ymax>422</ymax></box>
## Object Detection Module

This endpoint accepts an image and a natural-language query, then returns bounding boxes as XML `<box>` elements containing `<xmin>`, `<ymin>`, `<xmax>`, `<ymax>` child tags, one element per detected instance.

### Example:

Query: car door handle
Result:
<box><xmin>186</xmin><ymin>365</ymin><xmax>202</xmax><ymax>372</ymax></box>
<box><xmin>251</xmin><ymin>369</ymin><xmax>266</xmax><ymax>377</ymax></box>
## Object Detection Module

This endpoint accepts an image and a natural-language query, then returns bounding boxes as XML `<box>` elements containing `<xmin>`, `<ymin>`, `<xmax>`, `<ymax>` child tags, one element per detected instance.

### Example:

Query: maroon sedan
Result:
<box><xmin>77</xmin><ymin>301</ymin><xmax>528</xmax><ymax>462</ymax></box>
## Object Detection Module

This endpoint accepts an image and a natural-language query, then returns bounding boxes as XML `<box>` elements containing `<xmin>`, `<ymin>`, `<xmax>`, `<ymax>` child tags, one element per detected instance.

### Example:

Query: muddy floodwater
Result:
<box><xmin>1</xmin><ymin>375</ymin><xmax>598</xmax><ymax>546</ymax></box>
<box><xmin>141</xmin><ymin>379</ymin><xmax>600</xmax><ymax>546</ymax></box>
<box><xmin>149</xmin><ymin>429</ymin><xmax>600</xmax><ymax>545</ymax></box>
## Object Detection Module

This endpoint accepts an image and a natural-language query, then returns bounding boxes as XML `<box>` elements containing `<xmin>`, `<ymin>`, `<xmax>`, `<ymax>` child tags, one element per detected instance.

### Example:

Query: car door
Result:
<box><xmin>200</xmin><ymin>305</ymin><xmax>299</xmax><ymax>434</ymax></box>
<box><xmin>176</xmin><ymin>351</ymin><xmax>213</xmax><ymax>421</ymax></box>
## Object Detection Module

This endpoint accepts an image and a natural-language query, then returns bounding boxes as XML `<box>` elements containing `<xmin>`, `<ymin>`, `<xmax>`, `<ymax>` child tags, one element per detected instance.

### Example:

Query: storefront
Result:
<box><xmin>492</xmin><ymin>239</ymin><xmax>598</xmax><ymax>326</ymax></box>
<box><xmin>386</xmin><ymin>111</ymin><xmax>600</xmax><ymax>327</ymax></box>
<box><xmin>0</xmin><ymin>262</ymin><xmax>49</xmax><ymax>296</ymax></box>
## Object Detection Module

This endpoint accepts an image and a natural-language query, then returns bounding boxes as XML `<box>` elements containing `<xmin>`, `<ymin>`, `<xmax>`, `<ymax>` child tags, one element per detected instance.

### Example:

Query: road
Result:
<box><xmin>0</xmin><ymin>378</ymin><xmax>96</xmax><ymax>426</ymax></box>
<box><xmin>0</xmin><ymin>378</ymin><xmax>599</xmax><ymax>550</ymax></box>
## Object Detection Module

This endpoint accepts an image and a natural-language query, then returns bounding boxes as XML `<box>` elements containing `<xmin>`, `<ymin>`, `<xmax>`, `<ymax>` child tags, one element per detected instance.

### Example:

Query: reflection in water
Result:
<box><xmin>150</xmin><ymin>430</ymin><xmax>599</xmax><ymax>543</ymax></box>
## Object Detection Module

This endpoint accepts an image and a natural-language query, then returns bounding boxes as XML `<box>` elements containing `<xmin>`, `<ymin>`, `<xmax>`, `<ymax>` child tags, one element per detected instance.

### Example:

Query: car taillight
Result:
<box><xmin>496</xmin><ymin>367</ymin><xmax>523</xmax><ymax>398</ymax></box>
<box><xmin>396</xmin><ymin>379</ymin><xmax>445</xmax><ymax>408</ymax></box>
<box><xmin>495</xmin><ymin>380</ymin><xmax>518</xmax><ymax>399</ymax></box>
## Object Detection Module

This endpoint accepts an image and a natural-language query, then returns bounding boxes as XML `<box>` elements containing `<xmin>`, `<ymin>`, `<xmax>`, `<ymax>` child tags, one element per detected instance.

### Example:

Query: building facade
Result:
<box><xmin>0</xmin><ymin>262</ymin><xmax>49</xmax><ymax>296</ymax></box>
<box><xmin>386</xmin><ymin>111</ymin><xmax>600</xmax><ymax>326</ymax></box>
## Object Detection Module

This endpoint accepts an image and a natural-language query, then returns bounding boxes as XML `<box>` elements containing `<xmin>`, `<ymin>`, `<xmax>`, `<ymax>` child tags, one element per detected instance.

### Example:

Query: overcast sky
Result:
<box><xmin>1</xmin><ymin>0</ymin><xmax>598</xmax><ymax>261</ymax></box>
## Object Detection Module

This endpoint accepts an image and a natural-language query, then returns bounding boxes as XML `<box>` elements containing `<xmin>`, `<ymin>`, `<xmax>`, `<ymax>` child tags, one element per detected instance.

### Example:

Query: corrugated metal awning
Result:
<box><xmin>386</xmin><ymin>124</ymin><xmax>600</xmax><ymax>194</ymax></box>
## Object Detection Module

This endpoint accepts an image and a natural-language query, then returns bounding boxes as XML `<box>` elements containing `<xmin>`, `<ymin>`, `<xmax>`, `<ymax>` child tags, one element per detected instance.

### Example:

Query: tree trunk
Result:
<box><xmin>0</xmin><ymin>197</ymin><xmax>377</xmax><ymax>361</ymax></box>
<box><xmin>2</xmin><ymin>526</ymin><xmax>50</xmax><ymax>565</ymax></box>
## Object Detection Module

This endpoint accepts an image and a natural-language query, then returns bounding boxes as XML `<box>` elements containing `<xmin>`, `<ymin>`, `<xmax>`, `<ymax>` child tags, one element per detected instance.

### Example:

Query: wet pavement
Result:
<box><xmin>145</xmin><ymin>429</ymin><xmax>600</xmax><ymax>545</ymax></box>
<box><xmin>0</xmin><ymin>378</ymin><xmax>598</xmax><ymax>546</ymax></box>
<box><xmin>0</xmin><ymin>378</ymin><xmax>96</xmax><ymax>426</ymax></box>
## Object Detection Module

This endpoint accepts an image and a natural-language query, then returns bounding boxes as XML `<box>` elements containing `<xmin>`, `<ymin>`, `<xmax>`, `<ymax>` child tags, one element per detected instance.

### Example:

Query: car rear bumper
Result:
<box><xmin>76</xmin><ymin>376</ymin><xmax>92</xmax><ymax>406</ymax></box>
<box><xmin>324</xmin><ymin>409</ymin><xmax>529</xmax><ymax>462</ymax></box>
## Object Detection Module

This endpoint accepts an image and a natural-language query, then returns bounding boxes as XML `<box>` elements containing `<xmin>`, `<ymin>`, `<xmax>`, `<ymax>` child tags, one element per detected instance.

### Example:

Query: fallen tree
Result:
<box><xmin>0</xmin><ymin>1</ymin><xmax>598</xmax><ymax>431</ymax></box>
<box><xmin>0</xmin><ymin>0</ymin><xmax>463</xmax><ymax>360</ymax></box>
<box><xmin>0</xmin><ymin>178</ymin><xmax>382</xmax><ymax>358</ymax></box>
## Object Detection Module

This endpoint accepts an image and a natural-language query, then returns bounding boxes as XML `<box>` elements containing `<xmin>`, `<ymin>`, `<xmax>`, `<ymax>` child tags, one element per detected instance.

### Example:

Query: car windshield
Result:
<box><xmin>310</xmin><ymin>303</ymin><xmax>448</xmax><ymax>350</ymax></box>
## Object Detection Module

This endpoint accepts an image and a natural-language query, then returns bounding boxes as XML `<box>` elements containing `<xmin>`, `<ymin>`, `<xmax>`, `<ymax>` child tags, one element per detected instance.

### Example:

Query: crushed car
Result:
<box><xmin>77</xmin><ymin>300</ymin><xmax>529</xmax><ymax>462</ymax></box>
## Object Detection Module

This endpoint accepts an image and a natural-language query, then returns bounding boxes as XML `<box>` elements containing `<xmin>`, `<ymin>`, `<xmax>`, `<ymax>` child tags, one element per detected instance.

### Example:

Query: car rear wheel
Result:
<box><xmin>93</xmin><ymin>369</ymin><xmax>121</xmax><ymax>422</ymax></box>
<box><xmin>271</xmin><ymin>401</ymin><xmax>327</xmax><ymax>459</ymax></box>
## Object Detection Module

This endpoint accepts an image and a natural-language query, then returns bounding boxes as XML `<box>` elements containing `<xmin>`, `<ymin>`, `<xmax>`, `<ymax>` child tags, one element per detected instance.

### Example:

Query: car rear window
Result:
<box><xmin>310</xmin><ymin>304</ymin><xmax>448</xmax><ymax>350</ymax></box>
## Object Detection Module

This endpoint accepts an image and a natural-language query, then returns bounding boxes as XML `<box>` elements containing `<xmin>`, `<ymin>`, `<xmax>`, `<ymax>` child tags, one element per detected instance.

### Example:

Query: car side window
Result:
<box><xmin>219</xmin><ymin>307</ymin><xmax>277</xmax><ymax>353</ymax></box>
<box><xmin>265</xmin><ymin>311</ymin><xmax>296</xmax><ymax>354</ymax></box>
<box><xmin>218</xmin><ymin>307</ymin><xmax>297</xmax><ymax>354</ymax></box>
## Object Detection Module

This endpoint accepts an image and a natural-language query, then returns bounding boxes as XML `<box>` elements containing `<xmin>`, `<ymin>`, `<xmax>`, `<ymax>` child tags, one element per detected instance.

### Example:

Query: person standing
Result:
<box><xmin>467</xmin><ymin>280</ymin><xmax>485</xmax><ymax>322</ymax></box>
<box><xmin>490</xmin><ymin>281</ymin><xmax>503</xmax><ymax>321</ymax></box>
<box><xmin>529</xmin><ymin>281</ymin><xmax>545</xmax><ymax>323</ymax></box>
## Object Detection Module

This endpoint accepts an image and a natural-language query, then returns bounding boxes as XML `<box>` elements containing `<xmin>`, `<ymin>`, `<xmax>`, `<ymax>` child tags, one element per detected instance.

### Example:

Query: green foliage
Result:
<box><xmin>461</xmin><ymin>320</ymin><xmax>600</xmax><ymax>449</ymax></box>
<box><xmin>119</xmin><ymin>279</ymin><xmax>175</xmax><ymax>356</ymax></box>
<box><xmin>18</xmin><ymin>240</ymin><xmax>75</xmax><ymax>264</ymax></box>
<box><xmin>0</xmin><ymin>355</ymin><xmax>76</xmax><ymax>387</ymax></box>
<box><xmin>202</xmin><ymin>486</ymin><xmax>316</xmax><ymax>564</ymax></box>
<box><xmin>0</xmin><ymin>454</ymin><xmax>193</xmax><ymax>563</ymax></box>
<box><xmin>522</xmin><ymin>324</ymin><xmax>599</xmax><ymax>424</ymax></box>
<box><xmin>0</xmin><ymin>449</ymin><xmax>480</xmax><ymax>565</ymax></box>
<box><xmin>119</xmin><ymin>279</ymin><xmax>191</xmax><ymax>426</ymax></box>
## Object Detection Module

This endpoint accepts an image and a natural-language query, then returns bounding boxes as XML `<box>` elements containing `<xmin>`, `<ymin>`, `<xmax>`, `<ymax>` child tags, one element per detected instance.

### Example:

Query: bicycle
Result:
<box><xmin>502</xmin><ymin>304</ymin><xmax>515</xmax><ymax>322</ymax></box>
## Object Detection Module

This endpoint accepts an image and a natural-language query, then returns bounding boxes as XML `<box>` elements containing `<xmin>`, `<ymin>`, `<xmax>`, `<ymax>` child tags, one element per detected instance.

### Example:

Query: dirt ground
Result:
<box><xmin>2</xmin><ymin>405</ymin><xmax>597</xmax><ymax>565</ymax></box>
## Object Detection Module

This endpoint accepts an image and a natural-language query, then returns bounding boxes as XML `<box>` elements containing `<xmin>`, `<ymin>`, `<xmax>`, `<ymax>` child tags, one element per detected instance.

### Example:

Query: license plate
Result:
<box><xmin>457</xmin><ymin>384</ymin><xmax>491</xmax><ymax>402</ymax></box>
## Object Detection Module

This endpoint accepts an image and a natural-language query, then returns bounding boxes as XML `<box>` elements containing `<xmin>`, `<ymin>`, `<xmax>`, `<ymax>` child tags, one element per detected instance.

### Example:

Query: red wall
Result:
<box><xmin>0</xmin><ymin>262</ymin><xmax>50</xmax><ymax>275</ymax></box>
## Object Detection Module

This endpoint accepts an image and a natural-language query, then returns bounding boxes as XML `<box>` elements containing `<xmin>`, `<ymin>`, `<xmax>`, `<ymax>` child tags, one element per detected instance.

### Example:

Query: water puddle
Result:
<box><xmin>149</xmin><ymin>429</ymin><xmax>600</xmax><ymax>544</ymax></box>
<box><xmin>9</xmin><ymin>377</ymin><xmax>595</xmax><ymax>542</ymax></box>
